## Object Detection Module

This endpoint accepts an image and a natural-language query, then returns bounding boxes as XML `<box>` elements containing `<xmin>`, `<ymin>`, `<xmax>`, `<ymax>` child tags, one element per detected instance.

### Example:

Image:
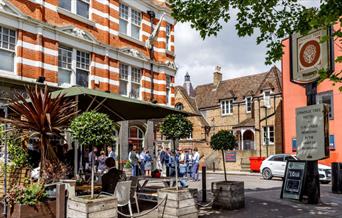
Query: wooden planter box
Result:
<box><xmin>0</xmin><ymin>167</ymin><xmax>31</xmax><ymax>197</ymax></box>
<box><xmin>158</xmin><ymin>188</ymin><xmax>198</xmax><ymax>218</ymax></box>
<box><xmin>212</xmin><ymin>181</ymin><xmax>245</xmax><ymax>210</ymax></box>
<box><xmin>67</xmin><ymin>195</ymin><xmax>117</xmax><ymax>218</ymax></box>
<box><xmin>7</xmin><ymin>200</ymin><xmax>56</xmax><ymax>218</ymax></box>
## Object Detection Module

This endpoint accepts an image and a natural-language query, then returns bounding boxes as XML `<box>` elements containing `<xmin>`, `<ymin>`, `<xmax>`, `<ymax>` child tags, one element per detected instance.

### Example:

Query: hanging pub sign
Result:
<box><xmin>281</xmin><ymin>160</ymin><xmax>307</xmax><ymax>200</ymax></box>
<box><xmin>296</xmin><ymin>104</ymin><xmax>329</xmax><ymax>160</ymax></box>
<box><xmin>290</xmin><ymin>28</ymin><xmax>333</xmax><ymax>84</ymax></box>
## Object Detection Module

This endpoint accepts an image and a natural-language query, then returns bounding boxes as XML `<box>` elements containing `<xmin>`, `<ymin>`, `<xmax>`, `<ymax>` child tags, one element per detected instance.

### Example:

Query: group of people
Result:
<box><xmin>127</xmin><ymin>145</ymin><xmax>200</xmax><ymax>184</ymax></box>
<box><xmin>128</xmin><ymin>145</ymin><xmax>153</xmax><ymax>176</ymax></box>
<box><xmin>158</xmin><ymin>147</ymin><xmax>200</xmax><ymax>182</ymax></box>
<box><xmin>87</xmin><ymin>146</ymin><xmax>116</xmax><ymax>173</ymax></box>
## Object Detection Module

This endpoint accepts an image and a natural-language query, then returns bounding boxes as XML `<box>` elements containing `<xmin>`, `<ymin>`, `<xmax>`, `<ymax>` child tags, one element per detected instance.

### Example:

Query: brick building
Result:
<box><xmin>0</xmin><ymin>0</ymin><xmax>176</xmax><ymax>160</ymax></box>
<box><xmin>166</xmin><ymin>66</ymin><xmax>283</xmax><ymax>171</ymax></box>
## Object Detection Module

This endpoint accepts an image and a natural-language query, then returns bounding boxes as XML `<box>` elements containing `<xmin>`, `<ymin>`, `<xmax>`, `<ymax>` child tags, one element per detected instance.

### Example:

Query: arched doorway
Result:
<box><xmin>243</xmin><ymin>130</ymin><xmax>255</xmax><ymax>150</ymax></box>
<box><xmin>129</xmin><ymin>126</ymin><xmax>144</xmax><ymax>151</ymax></box>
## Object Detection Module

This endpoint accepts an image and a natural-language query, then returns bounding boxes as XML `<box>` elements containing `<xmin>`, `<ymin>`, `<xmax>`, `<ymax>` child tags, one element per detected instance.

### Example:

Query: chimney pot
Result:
<box><xmin>213</xmin><ymin>65</ymin><xmax>222</xmax><ymax>86</ymax></box>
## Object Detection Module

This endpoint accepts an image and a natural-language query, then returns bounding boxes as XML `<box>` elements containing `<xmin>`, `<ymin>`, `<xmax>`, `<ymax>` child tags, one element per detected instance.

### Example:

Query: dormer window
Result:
<box><xmin>263</xmin><ymin>90</ymin><xmax>271</xmax><ymax>108</ymax></box>
<box><xmin>245</xmin><ymin>96</ymin><xmax>252</xmax><ymax>113</ymax></box>
<box><xmin>175</xmin><ymin>103</ymin><xmax>184</xmax><ymax>110</ymax></box>
<box><xmin>221</xmin><ymin>99</ymin><xmax>233</xmax><ymax>115</ymax></box>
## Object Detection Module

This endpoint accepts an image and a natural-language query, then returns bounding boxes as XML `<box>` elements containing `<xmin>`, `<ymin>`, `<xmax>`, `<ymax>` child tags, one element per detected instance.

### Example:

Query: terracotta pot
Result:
<box><xmin>7</xmin><ymin>200</ymin><xmax>56</xmax><ymax>218</ymax></box>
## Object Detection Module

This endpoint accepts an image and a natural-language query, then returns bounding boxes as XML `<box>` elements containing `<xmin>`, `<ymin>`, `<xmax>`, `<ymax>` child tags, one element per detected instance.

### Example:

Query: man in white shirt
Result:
<box><xmin>191</xmin><ymin>147</ymin><xmax>200</xmax><ymax>181</ymax></box>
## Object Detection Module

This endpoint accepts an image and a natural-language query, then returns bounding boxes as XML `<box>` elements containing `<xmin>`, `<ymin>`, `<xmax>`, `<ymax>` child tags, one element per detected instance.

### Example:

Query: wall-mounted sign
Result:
<box><xmin>290</xmin><ymin>28</ymin><xmax>333</xmax><ymax>84</ymax></box>
<box><xmin>281</xmin><ymin>160</ymin><xmax>307</xmax><ymax>200</ymax></box>
<box><xmin>296</xmin><ymin>104</ymin><xmax>329</xmax><ymax>160</ymax></box>
<box><xmin>225</xmin><ymin>151</ymin><xmax>236</xmax><ymax>162</ymax></box>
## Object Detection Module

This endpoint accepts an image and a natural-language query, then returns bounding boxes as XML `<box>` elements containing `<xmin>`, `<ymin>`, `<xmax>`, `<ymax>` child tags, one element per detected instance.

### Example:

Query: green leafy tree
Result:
<box><xmin>160</xmin><ymin>114</ymin><xmax>193</xmax><ymax>152</ymax></box>
<box><xmin>170</xmin><ymin>0</ymin><xmax>342</xmax><ymax>86</ymax></box>
<box><xmin>210</xmin><ymin>130</ymin><xmax>236</xmax><ymax>182</ymax></box>
<box><xmin>70</xmin><ymin>111</ymin><xmax>117</xmax><ymax>148</ymax></box>
<box><xmin>70</xmin><ymin>111</ymin><xmax>117</xmax><ymax>198</ymax></box>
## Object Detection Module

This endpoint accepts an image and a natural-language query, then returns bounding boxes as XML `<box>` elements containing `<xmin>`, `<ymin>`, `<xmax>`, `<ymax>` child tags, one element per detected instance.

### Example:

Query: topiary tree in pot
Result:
<box><xmin>70</xmin><ymin>111</ymin><xmax>117</xmax><ymax>198</ymax></box>
<box><xmin>210</xmin><ymin>130</ymin><xmax>236</xmax><ymax>182</ymax></box>
<box><xmin>69</xmin><ymin>111</ymin><xmax>119</xmax><ymax>217</ymax></box>
<box><xmin>210</xmin><ymin>130</ymin><xmax>244</xmax><ymax>210</ymax></box>
<box><xmin>159</xmin><ymin>114</ymin><xmax>198</xmax><ymax>218</ymax></box>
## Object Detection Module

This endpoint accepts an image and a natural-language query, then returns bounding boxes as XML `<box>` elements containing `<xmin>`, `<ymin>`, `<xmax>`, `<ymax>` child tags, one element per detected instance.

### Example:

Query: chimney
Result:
<box><xmin>213</xmin><ymin>65</ymin><xmax>222</xmax><ymax>86</ymax></box>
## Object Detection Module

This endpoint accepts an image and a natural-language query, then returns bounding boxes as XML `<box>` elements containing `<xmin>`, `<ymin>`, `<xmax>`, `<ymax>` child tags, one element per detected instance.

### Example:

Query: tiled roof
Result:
<box><xmin>233</xmin><ymin>118</ymin><xmax>255</xmax><ymax>128</ymax></box>
<box><xmin>195</xmin><ymin>66</ymin><xmax>281</xmax><ymax>109</ymax></box>
<box><xmin>175</xmin><ymin>86</ymin><xmax>209</xmax><ymax>127</ymax></box>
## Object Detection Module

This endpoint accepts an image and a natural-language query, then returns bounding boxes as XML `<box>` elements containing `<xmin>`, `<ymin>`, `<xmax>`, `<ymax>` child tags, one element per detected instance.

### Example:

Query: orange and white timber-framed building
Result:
<box><xmin>0</xmin><ymin>0</ymin><xmax>176</xmax><ymax>160</ymax></box>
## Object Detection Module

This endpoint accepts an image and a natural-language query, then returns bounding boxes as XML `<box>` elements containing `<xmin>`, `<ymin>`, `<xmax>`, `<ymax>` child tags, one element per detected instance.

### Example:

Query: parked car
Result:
<box><xmin>260</xmin><ymin>154</ymin><xmax>331</xmax><ymax>184</ymax></box>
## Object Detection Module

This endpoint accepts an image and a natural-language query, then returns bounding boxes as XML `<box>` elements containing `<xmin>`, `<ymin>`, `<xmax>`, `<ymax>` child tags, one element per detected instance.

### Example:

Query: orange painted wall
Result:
<box><xmin>282</xmin><ymin>23</ymin><xmax>342</xmax><ymax>165</ymax></box>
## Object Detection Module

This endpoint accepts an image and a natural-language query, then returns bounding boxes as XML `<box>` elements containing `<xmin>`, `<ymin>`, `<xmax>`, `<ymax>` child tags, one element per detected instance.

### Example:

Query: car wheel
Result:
<box><xmin>262</xmin><ymin>168</ymin><xmax>273</xmax><ymax>180</ymax></box>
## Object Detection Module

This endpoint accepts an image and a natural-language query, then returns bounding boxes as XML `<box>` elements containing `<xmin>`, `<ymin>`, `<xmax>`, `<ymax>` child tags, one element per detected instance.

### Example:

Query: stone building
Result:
<box><xmin>0</xmin><ymin>0</ymin><xmax>176</xmax><ymax>161</ymax></box>
<box><xmin>170</xmin><ymin>66</ymin><xmax>283</xmax><ymax>171</ymax></box>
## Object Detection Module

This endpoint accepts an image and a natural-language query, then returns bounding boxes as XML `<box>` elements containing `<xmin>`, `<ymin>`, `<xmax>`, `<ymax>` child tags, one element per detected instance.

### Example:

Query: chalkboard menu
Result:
<box><xmin>281</xmin><ymin>160</ymin><xmax>307</xmax><ymax>200</ymax></box>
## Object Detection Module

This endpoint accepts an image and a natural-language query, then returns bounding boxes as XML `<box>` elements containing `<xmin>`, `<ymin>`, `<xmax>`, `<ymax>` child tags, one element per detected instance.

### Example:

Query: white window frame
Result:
<box><xmin>58</xmin><ymin>46</ymin><xmax>90</xmax><ymax>88</ymax></box>
<box><xmin>221</xmin><ymin>99</ymin><xmax>233</xmax><ymax>115</ymax></box>
<box><xmin>59</xmin><ymin>0</ymin><xmax>90</xmax><ymax>19</ymax></box>
<box><xmin>263</xmin><ymin>126</ymin><xmax>274</xmax><ymax>145</ymax></box>
<box><xmin>119</xmin><ymin>3</ymin><xmax>142</xmax><ymax>40</ymax></box>
<box><xmin>245</xmin><ymin>96</ymin><xmax>252</xmax><ymax>113</ymax></box>
<box><xmin>165</xmin><ymin>24</ymin><xmax>171</xmax><ymax>51</ymax></box>
<box><xmin>119</xmin><ymin>63</ymin><xmax>142</xmax><ymax>99</ymax></box>
<box><xmin>263</xmin><ymin>90</ymin><xmax>271</xmax><ymax>108</ymax></box>
<box><xmin>0</xmin><ymin>26</ymin><xmax>16</xmax><ymax>74</ymax></box>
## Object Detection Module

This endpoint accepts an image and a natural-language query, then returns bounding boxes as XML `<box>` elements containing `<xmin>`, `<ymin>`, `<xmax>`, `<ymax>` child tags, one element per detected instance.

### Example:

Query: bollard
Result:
<box><xmin>202</xmin><ymin>166</ymin><xmax>206</xmax><ymax>202</ymax></box>
<box><xmin>213</xmin><ymin>162</ymin><xmax>215</xmax><ymax>172</ymax></box>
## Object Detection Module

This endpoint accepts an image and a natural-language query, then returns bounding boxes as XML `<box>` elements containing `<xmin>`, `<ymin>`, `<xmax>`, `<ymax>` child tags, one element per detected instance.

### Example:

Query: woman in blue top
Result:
<box><xmin>144</xmin><ymin>150</ymin><xmax>152</xmax><ymax>176</ymax></box>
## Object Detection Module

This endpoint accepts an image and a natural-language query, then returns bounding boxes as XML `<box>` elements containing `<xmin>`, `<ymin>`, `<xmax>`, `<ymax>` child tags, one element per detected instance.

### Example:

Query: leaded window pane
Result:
<box><xmin>58</xmin><ymin>47</ymin><xmax>72</xmax><ymax>69</ymax></box>
<box><xmin>76</xmin><ymin>50</ymin><xmax>90</xmax><ymax>70</ymax></box>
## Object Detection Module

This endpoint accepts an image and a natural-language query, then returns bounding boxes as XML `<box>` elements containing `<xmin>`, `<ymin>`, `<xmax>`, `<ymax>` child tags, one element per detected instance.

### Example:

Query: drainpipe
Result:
<box><xmin>1</xmin><ymin>106</ymin><xmax>8</xmax><ymax>217</ymax></box>
<box><xmin>147</xmin><ymin>11</ymin><xmax>156</xmax><ymax>102</ymax></box>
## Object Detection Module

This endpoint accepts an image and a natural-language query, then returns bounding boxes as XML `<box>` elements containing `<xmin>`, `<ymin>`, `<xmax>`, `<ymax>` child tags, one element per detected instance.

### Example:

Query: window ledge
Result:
<box><xmin>57</xmin><ymin>7</ymin><xmax>95</xmax><ymax>27</ymax></box>
<box><xmin>119</xmin><ymin>33</ymin><xmax>145</xmax><ymax>47</ymax></box>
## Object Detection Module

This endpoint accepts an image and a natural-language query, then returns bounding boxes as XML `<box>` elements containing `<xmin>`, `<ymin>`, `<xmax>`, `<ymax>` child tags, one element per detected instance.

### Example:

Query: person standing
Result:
<box><xmin>178</xmin><ymin>149</ymin><xmax>188</xmax><ymax>187</ymax></box>
<box><xmin>139</xmin><ymin>149</ymin><xmax>146</xmax><ymax>176</ymax></box>
<box><xmin>97</xmin><ymin>151</ymin><xmax>107</xmax><ymax>173</ymax></box>
<box><xmin>191</xmin><ymin>147</ymin><xmax>200</xmax><ymax>181</ymax></box>
<box><xmin>128</xmin><ymin>146</ymin><xmax>139</xmax><ymax>176</ymax></box>
<box><xmin>186</xmin><ymin>149</ymin><xmax>193</xmax><ymax>178</ymax></box>
<box><xmin>144</xmin><ymin>150</ymin><xmax>152</xmax><ymax>176</ymax></box>
<box><xmin>88</xmin><ymin>147</ymin><xmax>98</xmax><ymax>171</ymax></box>
<box><xmin>107</xmin><ymin>146</ymin><xmax>115</xmax><ymax>160</ymax></box>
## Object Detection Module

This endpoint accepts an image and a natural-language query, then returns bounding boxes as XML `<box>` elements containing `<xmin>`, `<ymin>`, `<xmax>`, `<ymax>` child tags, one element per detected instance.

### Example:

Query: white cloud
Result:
<box><xmin>174</xmin><ymin>21</ymin><xmax>280</xmax><ymax>87</ymax></box>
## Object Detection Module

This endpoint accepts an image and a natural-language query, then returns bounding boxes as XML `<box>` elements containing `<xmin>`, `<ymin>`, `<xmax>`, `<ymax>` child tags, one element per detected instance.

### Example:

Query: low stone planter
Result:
<box><xmin>212</xmin><ymin>181</ymin><xmax>245</xmax><ymax>210</ymax></box>
<box><xmin>158</xmin><ymin>187</ymin><xmax>198</xmax><ymax>218</ymax></box>
<box><xmin>67</xmin><ymin>195</ymin><xmax>117</xmax><ymax>218</ymax></box>
<box><xmin>8</xmin><ymin>200</ymin><xmax>56</xmax><ymax>218</ymax></box>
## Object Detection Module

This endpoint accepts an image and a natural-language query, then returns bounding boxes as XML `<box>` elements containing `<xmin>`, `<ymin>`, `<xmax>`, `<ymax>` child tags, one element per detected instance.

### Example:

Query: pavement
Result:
<box><xmin>137</xmin><ymin>173</ymin><xmax>342</xmax><ymax>218</ymax></box>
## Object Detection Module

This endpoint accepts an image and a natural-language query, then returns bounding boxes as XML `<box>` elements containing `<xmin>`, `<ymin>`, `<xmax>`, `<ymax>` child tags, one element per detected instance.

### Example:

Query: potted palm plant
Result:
<box><xmin>210</xmin><ymin>130</ymin><xmax>245</xmax><ymax>209</ymax></box>
<box><xmin>158</xmin><ymin>114</ymin><xmax>198</xmax><ymax>218</ymax></box>
<box><xmin>68</xmin><ymin>111</ymin><xmax>118</xmax><ymax>217</ymax></box>
<box><xmin>0</xmin><ymin>85</ymin><xmax>77</xmax><ymax>217</ymax></box>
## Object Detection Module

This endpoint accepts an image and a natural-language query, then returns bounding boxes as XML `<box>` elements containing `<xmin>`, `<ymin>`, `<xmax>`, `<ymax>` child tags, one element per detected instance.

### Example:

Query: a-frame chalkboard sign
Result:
<box><xmin>281</xmin><ymin>160</ymin><xmax>307</xmax><ymax>200</ymax></box>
